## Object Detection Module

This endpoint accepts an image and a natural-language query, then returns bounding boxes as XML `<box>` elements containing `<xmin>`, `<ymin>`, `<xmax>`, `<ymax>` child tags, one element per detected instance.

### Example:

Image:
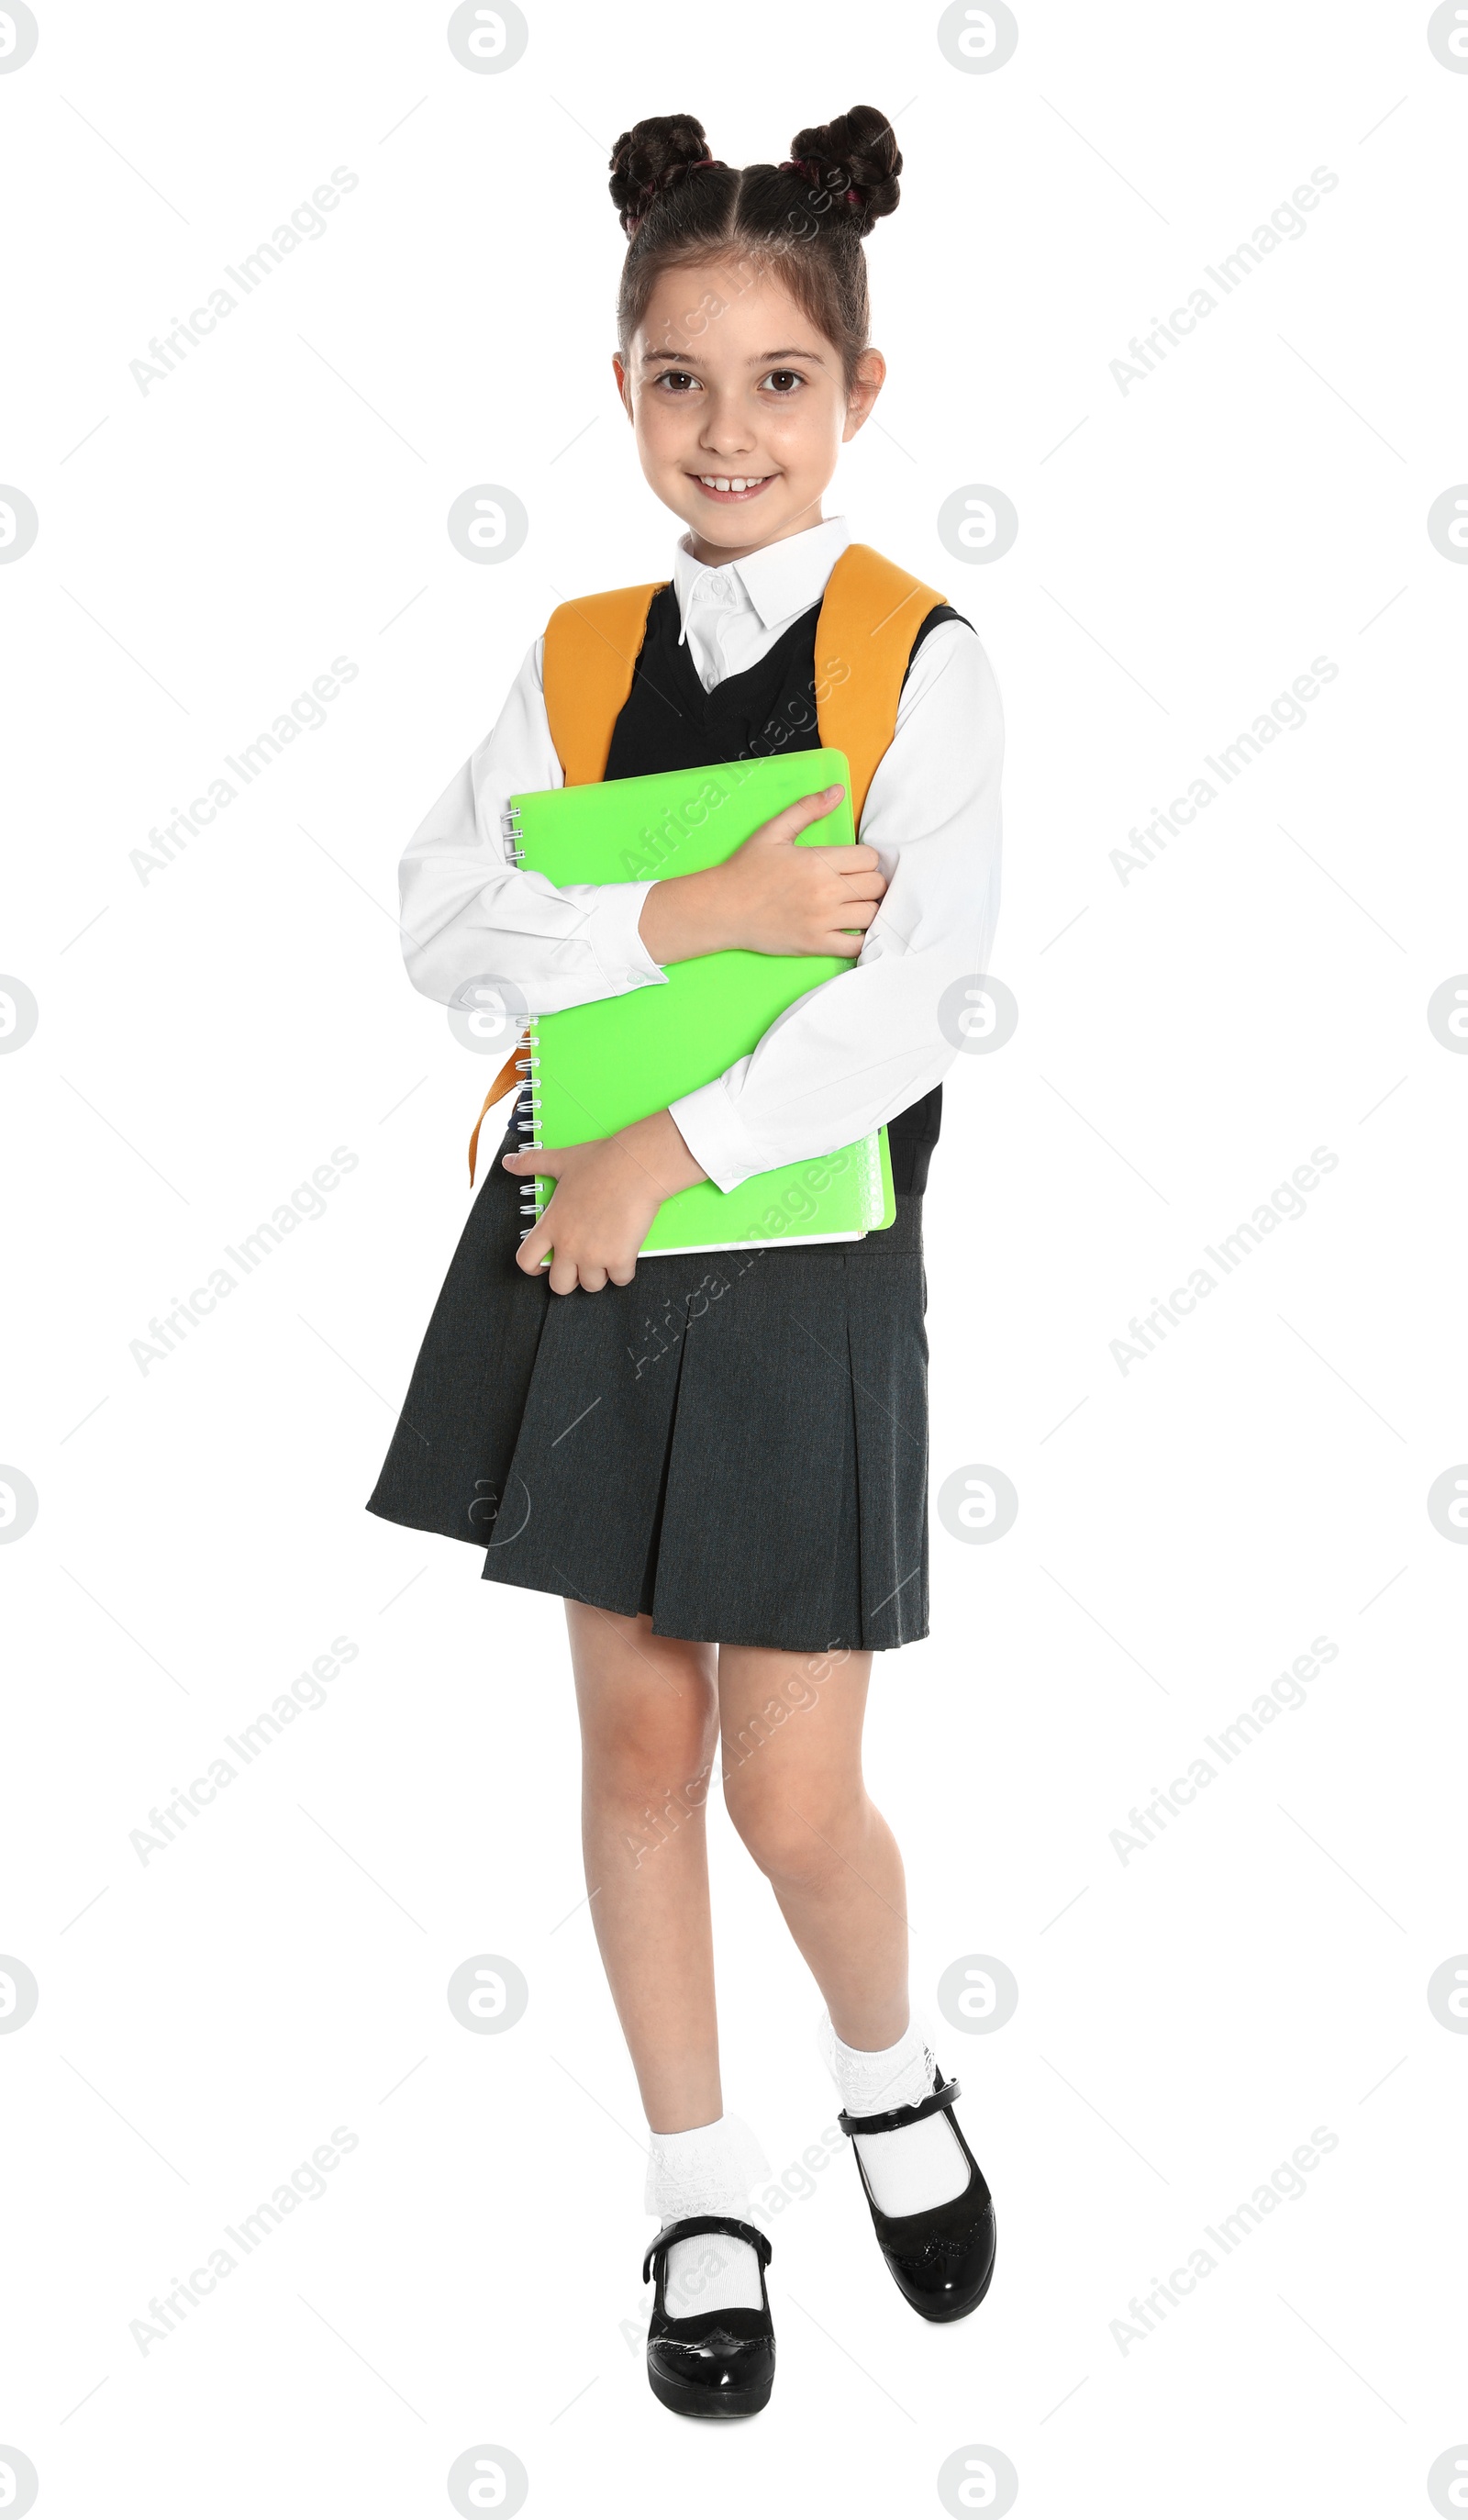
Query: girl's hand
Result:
<box><xmin>503</xmin><ymin>1109</ymin><xmax>707</xmax><ymax>1293</ymax></box>
<box><xmin>638</xmin><ymin>783</ymin><xmax>887</xmax><ymax>963</ymax></box>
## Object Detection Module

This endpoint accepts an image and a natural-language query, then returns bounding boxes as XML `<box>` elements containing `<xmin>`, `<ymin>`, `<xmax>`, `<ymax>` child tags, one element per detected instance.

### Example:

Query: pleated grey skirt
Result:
<box><xmin>365</xmin><ymin>1109</ymin><xmax>930</xmax><ymax>1652</ymax></box>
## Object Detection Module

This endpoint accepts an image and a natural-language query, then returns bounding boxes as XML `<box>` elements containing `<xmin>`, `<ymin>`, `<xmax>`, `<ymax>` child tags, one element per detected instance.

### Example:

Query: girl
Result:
<box><xmin>368</xmin><ymin>106</ymin><xmax>1004</xmax><ymax>2420</ymax></box>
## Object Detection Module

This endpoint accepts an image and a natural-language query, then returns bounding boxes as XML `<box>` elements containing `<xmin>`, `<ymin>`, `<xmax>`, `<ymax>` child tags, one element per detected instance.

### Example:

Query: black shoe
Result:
<box><xmin>838</xmin><ymin>2070</ymin><xmax>996</xmax><ymax>2323</ymax></box>
<box><xmin>642</xmin><ymin>2214</ymin><xmax>775</xmax><ymax>2419</ymax></box>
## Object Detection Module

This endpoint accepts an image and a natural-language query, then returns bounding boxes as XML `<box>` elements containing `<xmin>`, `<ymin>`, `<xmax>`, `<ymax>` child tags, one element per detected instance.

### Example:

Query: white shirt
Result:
<box><xmin>396</xmin><ymin>515</ymin><xmax>1004</xmax><ymax>1193</ymax></box>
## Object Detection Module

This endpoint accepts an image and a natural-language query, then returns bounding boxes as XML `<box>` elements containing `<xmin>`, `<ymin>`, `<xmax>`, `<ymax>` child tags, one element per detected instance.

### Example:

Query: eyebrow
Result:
<box><xmin>640</xmin><ymin>346</ymin><xmax>827</xmax><ymax>366</ymax></box>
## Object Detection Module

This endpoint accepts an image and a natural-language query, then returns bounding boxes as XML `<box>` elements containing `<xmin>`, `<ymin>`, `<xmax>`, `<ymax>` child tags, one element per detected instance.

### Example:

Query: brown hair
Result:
<box><xmin>607</xmin><ymin>107</ymin><xmax>901</xmax><ymax>393</ymax></box>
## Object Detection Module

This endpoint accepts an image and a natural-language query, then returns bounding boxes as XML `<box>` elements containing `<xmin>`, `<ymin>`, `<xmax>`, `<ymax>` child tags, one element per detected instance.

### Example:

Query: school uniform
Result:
<box><xmin>366</xmin><ymin>517</ymin><xmax>1003</xmax><ymax>1651</ymax></box>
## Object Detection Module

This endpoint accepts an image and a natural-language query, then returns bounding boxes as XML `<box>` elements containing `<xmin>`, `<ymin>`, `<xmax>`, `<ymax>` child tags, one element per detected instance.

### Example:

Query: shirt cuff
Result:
<box><xmin>585</xmin><ymin>879</ymin><xmax>669</xmax><ymax>990</ymax></box>
<box><xmin>667</xmin><ymin>1075</ymin><xmax>764</xmax><ymax>1195</ymax></box>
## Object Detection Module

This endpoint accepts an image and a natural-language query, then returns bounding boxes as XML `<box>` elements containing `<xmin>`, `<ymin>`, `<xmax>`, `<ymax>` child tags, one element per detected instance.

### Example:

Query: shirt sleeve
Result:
<box><xmin>667</xmin><ymin>619</ymin><xmax>1004</xmax><ymax>1193</ymax></box>
<box><xmin>397</xmin><ymin>634</ymin><xmax>670</xmax><ymax>1013</ymax></box>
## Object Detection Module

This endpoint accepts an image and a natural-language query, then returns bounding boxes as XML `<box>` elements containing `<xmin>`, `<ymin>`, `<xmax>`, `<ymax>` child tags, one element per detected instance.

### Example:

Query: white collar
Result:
<box><xmin>672</xmin><ymin>515</ymin><xmax>852</xmax><ymax>644</ymax></box>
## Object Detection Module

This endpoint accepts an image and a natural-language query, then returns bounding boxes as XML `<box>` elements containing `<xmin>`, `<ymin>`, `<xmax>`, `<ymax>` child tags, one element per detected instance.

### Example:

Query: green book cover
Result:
<box><xmin>504</xmin><ymin>747</ymin><xmax>897</xmax><ymax>1256</ymax></box>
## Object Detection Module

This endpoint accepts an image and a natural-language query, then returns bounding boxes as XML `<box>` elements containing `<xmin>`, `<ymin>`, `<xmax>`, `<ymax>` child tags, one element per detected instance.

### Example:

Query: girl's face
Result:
<box><xmin>612</xmin><ymin>261</ymin><xmax>884</xmax><ymax>563</ymax></box>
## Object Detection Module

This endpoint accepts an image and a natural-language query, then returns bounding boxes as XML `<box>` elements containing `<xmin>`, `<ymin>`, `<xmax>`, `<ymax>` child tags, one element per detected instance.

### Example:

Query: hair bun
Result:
<box><xmin>608</xmin><ymin>114</ymin><xmax>723</xmax><ymax>238</ymax></box>
<box><xmin>785</xmin><ymin>104</ymin><xmax>901</xmax><ymax>237</ymax></box>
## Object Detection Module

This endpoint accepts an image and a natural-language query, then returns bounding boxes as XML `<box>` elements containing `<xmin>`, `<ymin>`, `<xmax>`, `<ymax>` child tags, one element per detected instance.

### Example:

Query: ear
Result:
<box><xmin>612</xmin><ymin>350</ymin><xmax>635</xmax><ymax>421</ymax></box>
<box><xmin>840</xmin><ymin>348</ymin><xmax>886</xmax><ymax>443</ymax></box>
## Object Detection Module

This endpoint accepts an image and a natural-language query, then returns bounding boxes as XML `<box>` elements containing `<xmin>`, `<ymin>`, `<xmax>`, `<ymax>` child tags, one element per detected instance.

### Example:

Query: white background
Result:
<box><xmin>3</xmin><ymin>2</ymin><xmax>1467</xmax><ymax>2512</ymax></box>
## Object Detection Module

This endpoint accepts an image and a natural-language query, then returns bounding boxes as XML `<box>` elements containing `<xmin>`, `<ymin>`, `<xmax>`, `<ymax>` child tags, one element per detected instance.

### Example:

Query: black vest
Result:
<box><xmin>603</xmin><ymin>585</ymin><xmax>972</xmax><ymax>1197</ymax></box>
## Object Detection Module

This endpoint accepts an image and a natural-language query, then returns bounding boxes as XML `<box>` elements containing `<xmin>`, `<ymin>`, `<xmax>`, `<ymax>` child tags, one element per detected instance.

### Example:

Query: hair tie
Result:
<box><xmin>779</xmin><ymin>156</ymin><xmax>862</xmax><ymax>212</ymax></box>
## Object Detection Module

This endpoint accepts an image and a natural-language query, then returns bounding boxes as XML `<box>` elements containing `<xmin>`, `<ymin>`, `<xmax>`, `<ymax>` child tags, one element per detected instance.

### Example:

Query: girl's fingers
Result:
<box><xmin>513</xmin><ymin>1194</ymin><xmax>634</xmax><ymax>1293</ymax></box>
<box><xmin>758</xmin><ymin>783</ymin><xmax>845</xmax><ymax>844</ymax></box>
<box><xmin>516</xmin><ymin>1218</ymin><xmax>554</xmax><ymax>1273</ymax></box>
<box><xmin>787</xmin><ymin>781</ymin><xmax>843</xmax><ymax>818</ymax></box>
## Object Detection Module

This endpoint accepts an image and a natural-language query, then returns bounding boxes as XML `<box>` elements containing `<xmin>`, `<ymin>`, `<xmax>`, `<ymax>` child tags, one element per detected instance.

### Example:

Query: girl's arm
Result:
<box><xmin>397</xmin><ymin>635</ymin><xmax>670</xmax><ymax>1014</ymax></box>
<box><xmin>397</xmin><ymin>639</ymin><xmax>881</xmax><ymax>1011</ymax></box>
<box><xmin>662</xmin><ymin>620</ymin><xmax>1004</xmax><ymax>1191</ymax></box>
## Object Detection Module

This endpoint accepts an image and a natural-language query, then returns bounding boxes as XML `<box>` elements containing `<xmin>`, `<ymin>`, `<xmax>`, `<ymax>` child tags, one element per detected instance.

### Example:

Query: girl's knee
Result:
<box><xmin>724</xmin><ymin>1770</ymin><xmax>866</xmax><ymax>1889</ymax></box>
<box><xmin>581</xmin><ymin>1667</ymin><xmax>719</xmax><ymax>1813</ymax></box>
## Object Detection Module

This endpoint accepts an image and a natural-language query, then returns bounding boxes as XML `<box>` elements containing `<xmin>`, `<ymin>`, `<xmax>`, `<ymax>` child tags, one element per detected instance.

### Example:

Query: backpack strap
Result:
<box><xmin>542</xmin><ymin>582</ymin><xmax>669</xmax><ymax>786</ymax></box>
<box><xmin>813</xmin><ymin>541</ymin><xmax>948</xmax><ymax>827</ymax></box>
<box><xmin>467</xmin><ymin>1040</ymin><xmax>531</xmax><ymax>1186</ymax></box>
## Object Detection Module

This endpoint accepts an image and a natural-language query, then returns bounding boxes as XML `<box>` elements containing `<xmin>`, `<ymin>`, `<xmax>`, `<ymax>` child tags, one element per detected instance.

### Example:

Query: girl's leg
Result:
<box><xmin>568</xmin><ymin>1602</ymin><xmax>770</xmax><ymax>2327</ymax></box>
<box><xmin>716</xmin><ymin>1645</ymin><xmax>908</xmax><ymax>2045</ymax></box>
<box><xmin>565</xmin><ymin>1600</ymin><xmax>721</xmax><ymax>2130</ymax></box>
<box><xmin>717</xmin><ymin>1641</ymin><xmax>971</xmax><ymax>2216</ymax></box>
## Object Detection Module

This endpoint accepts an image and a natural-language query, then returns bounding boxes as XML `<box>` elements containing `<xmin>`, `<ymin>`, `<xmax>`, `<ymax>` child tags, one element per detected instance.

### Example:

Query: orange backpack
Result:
<box><xmin>466</xmin><ymin>541</ymin><xmax>946</xmax><ymax>1182</ymax></box>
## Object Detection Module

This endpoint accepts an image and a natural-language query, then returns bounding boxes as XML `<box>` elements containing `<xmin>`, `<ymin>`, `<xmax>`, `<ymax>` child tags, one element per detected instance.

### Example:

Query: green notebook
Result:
<box><xmin>503</xmin><ymin>747</ymin><xmax>897</xmax><ymax>1256</ymax></box>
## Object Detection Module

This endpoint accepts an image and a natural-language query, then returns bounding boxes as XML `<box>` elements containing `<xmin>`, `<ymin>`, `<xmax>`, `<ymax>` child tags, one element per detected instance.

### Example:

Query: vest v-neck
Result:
<box><xmin>667</xmin><ymin>595</ymin><xmax>823</xmax><ymax>723</ymax></box>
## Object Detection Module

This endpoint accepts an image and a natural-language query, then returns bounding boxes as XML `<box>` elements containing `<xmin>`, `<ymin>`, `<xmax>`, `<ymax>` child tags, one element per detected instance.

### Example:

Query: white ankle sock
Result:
<box><xmin>817</xmin><ymin>2011</ymin><xmax>973</xmax><ymax>2218</ymax></box>
<box><xmin>644</xmin><ymin>2113</ymin><xmax>769</xmax><ymax>2316</ymax></box>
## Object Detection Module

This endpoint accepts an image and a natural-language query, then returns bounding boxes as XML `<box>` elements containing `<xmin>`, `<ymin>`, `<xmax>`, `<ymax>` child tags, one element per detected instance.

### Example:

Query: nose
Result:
<box><xmin>697</xmin><ymin>389</ymin><xmax>757</xmax><ymax>458</ymax></box>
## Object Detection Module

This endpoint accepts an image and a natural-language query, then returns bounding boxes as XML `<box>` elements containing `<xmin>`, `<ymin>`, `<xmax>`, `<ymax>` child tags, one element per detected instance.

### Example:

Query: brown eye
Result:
<box><xmin>763</xmin><ymin>370</ymin><xmax>805</xmax><ymax>395</ymax></box>
<box><xmin>655</xmin><ymin>370</ymin><xmax>699</xmax><ymax>392</ymax></box>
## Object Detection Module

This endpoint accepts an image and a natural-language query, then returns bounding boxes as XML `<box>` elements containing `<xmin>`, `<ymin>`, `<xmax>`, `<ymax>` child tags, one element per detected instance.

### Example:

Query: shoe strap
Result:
<box><xmin>838</xmin><ymin>2074</ymin><xmax>962</xmax><ymax>2137</ymax></box>
<box><xmin>641</xmin><ymin>2213</ymin><xmax>773</xmax><ymax>2287</ymax></box>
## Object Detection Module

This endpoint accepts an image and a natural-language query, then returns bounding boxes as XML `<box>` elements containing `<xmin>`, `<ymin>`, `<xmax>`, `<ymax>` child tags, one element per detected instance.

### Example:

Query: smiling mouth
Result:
<box><xmin>689</xmin><ymin>474</ymin><xmax>776</xmax><ymax>500</ymax></box>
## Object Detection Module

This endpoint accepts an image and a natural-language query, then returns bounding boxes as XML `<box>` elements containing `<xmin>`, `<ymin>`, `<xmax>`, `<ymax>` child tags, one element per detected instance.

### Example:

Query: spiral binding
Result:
<box><xmin>511</xmin><ymin>1002</ymin><xmax>546</xmax><ymax>1230</ymax></box>
<box><xmin>858</xmin><ymin>1130</ymin><xmax>883</xmax><ymax>1226</ymax></box>
<box><xmin>515</xmin><ymin>1065</ymin><xmax>541</xmax><ymax>1240</ymax></box>
<box><xmin>499</xmin><ymin>808</ymin><xmax>539</xmax><ymax>1232</ymax></box>
<box><xmin>501</xmin><ymin>807</ymin><xmax>546</xmax><ymax>1238</ymax></box>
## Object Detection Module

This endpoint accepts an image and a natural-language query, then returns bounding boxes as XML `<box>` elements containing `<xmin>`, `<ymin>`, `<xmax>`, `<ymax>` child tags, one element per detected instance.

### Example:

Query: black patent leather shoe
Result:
<box><xmin>839</xmin><ymin>2070</ymin><xmax>996</xmax><ymax>2322</ymax></box>
<box><xmin>642</xmin><ymin>2213</ymin><xmax>775</xmax><ymax>2419</ymax></box>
